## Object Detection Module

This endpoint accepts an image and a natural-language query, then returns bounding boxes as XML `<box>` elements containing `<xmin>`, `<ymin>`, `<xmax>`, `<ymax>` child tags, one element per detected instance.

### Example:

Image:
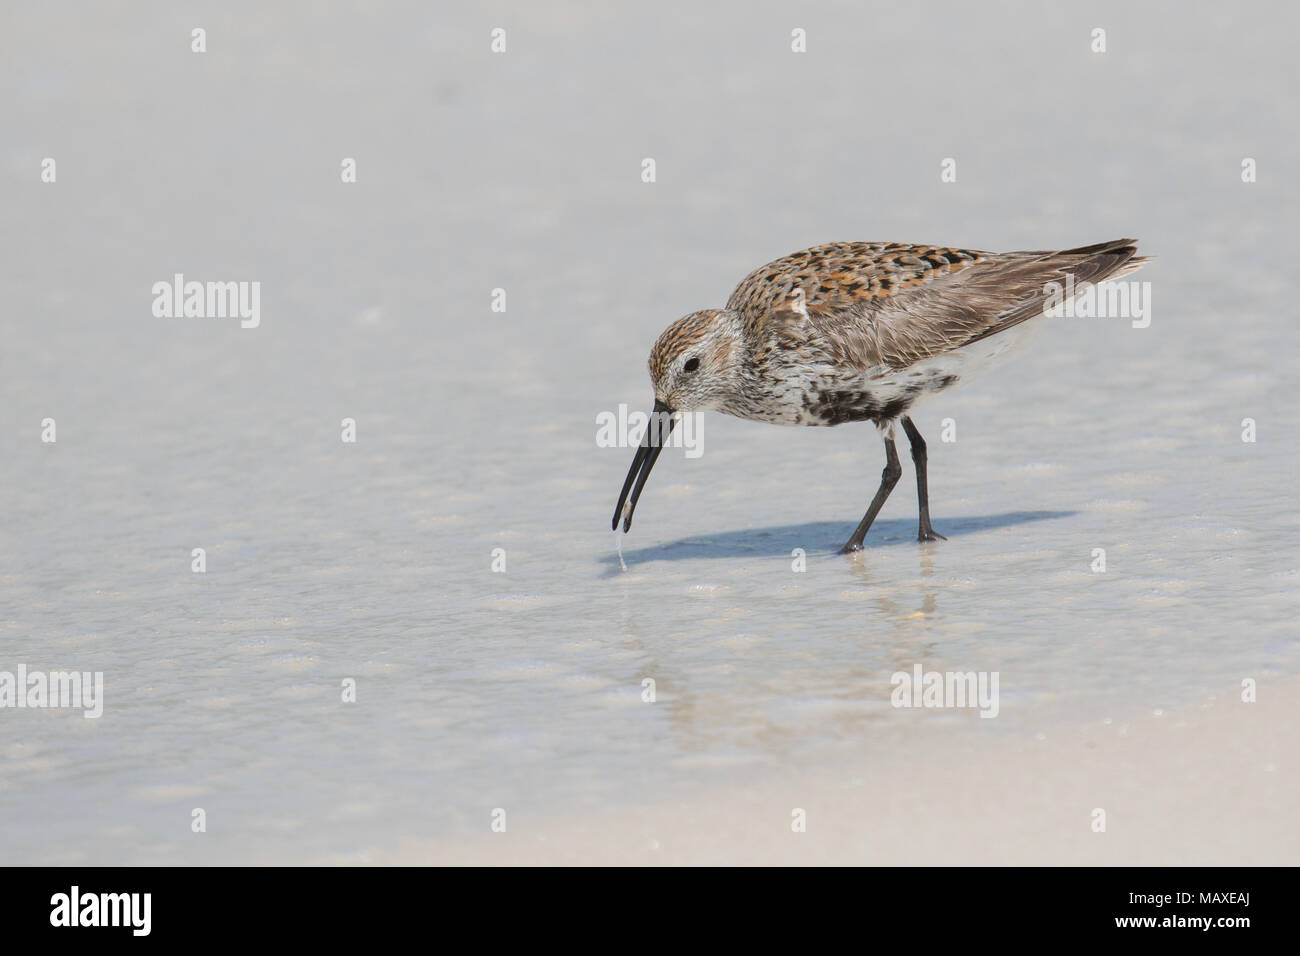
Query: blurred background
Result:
<box><xmin>1</xmin><ymin>1</ymin><xmax>1296</xmax><ymax>864</ymax></box>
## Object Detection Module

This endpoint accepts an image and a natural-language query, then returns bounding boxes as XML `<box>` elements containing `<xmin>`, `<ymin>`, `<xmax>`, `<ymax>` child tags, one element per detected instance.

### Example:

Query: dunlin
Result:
<box><xmin>612</xmin><ymin>239</ymin><xmax>1147</xmax><ymax>553</ymax></box>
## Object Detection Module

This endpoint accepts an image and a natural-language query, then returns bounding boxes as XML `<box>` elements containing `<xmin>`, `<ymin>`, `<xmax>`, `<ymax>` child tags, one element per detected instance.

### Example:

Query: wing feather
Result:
<box><xmin>729</xmin><ymin>239</ymin><xmax>1147</xmax><ymax>370</ymax></box>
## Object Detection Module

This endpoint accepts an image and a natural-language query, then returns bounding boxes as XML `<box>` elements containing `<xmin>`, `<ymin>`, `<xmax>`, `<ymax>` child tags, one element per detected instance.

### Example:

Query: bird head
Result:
<box><xmin>612</xmin><ymin>309</ymin><xmax>743</xmax><ymax>533</ymax></box>
<box><xmin>645</xmin><ymin>308</ymin><xmax>744</xmax><ymax>413</ymax></box>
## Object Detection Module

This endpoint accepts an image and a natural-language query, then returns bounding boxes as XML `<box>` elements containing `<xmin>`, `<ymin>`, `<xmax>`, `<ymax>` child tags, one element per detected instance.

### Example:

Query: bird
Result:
<box><xmin>612</xmin><ymin>238</ymin><xmax>1147</xmax><ymax>553</ymax></box>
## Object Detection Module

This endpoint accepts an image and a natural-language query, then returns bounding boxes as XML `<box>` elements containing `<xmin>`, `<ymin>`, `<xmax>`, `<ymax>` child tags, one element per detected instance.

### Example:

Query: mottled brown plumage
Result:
<box><xmin>616</xmin><ymin>238</ymin><xmax>1148</xmax><ymax>550</ymax></box>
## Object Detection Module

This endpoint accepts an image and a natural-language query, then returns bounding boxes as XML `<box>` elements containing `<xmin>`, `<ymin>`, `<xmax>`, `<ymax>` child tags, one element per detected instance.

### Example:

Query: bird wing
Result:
<box><xmin>727</xmin><ymin>239</ymin><xmax>1146</xmax><ymax>371</ymax></box>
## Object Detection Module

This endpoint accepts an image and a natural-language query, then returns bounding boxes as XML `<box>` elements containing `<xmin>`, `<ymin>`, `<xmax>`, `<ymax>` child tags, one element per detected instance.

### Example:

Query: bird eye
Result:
<box><xmin>683</xmin><ymin>357</ymin><xmax>700</xmax><ymax>373</ymax></box>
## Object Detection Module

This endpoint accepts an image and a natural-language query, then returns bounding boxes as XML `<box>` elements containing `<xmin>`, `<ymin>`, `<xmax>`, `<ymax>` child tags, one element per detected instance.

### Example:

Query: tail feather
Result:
<box><xmin>1050</xmin><ymin>237</ymin><xmax>1148</xmax><ymax>284</ymax></box>
<box><xmin>963</xmin><ymin>238</ymin><xmax>1147</xmax><ymax>345</ymax></box>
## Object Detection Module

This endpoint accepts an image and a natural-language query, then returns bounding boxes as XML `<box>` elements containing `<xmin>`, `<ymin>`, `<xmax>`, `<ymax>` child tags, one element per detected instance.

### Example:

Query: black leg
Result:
<box><xmin>839</xmin><ymin>436</ymin><xmax>902</xmax><ymax>553</ymax></box>
<box><xmin>901</xmin><ymin>416</ymin><xmax>946</xmax><ymax>542</ymax></box>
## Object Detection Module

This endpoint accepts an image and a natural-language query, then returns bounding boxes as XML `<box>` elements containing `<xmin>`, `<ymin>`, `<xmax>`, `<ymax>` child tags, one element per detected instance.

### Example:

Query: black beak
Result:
<box><xmin>612</xmin><ymin>399</ymin><xmax>677</xmax><ymax>532</ymax></box>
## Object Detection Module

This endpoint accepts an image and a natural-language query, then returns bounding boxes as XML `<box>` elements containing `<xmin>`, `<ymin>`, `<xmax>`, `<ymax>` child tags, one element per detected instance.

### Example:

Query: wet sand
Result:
<box><xmin>371</xmin><ymin>676</ymin><xmax>1298</xmax><ymax>866</ymax></box>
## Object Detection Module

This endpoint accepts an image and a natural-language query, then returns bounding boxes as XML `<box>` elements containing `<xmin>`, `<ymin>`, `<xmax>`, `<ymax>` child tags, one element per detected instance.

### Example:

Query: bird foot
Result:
<box><xmin>838</xmin><ymin>541</ymin><xmax>865</xmax><ymax>554</ymax></box>
<box><xmin>918</xmin><ymin>528</ymin><xmax>947</xmax><ymax>542</ymax></box>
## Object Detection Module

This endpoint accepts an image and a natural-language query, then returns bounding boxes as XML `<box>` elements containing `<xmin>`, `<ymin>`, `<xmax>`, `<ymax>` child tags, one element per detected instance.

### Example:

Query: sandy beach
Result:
<box><xmin>366</xmin><ymin>675</ymin><xmax>1298</xmax><ymax>866</ymax></box>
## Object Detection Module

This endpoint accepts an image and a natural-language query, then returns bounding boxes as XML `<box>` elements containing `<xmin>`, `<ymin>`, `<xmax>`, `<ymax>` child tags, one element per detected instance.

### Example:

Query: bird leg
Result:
<box><xmin>839</xmin><ymin>436</ymin><xmax>902</xmax><ymax>553</ymax></box>
<box><xmin>901</xmin><ymin>416</ymin><xmax>946</xmax><ymax>542</ymax></box>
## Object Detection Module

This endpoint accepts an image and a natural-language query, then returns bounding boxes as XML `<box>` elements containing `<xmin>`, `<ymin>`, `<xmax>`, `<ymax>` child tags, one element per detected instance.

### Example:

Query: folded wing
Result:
<box><xmin>728</xmin><ymin>239</ymin><xmax>1147</xmax><ymax>371</ymax></box>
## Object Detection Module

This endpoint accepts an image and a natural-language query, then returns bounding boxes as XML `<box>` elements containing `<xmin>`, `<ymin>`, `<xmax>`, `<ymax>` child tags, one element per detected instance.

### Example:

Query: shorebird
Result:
<box><xmin>612</xmin><ymin>238</ymin><xmax>1146</xmax><ymax>553</ymax></box>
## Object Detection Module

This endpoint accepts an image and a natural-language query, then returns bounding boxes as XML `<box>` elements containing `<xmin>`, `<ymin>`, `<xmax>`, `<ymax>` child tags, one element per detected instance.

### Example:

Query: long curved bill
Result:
<box><xmin>612</xmin><ymin>399</ymin><xmax>677</xmax><ymax>532</ymax></box>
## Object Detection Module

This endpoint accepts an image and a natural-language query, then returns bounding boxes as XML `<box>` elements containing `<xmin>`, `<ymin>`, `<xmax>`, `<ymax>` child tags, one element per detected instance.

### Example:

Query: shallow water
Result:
<box><xmin>2</xmin><ymin>2</ymin><xmax>1297</xmax><ymax>863</ymax></box>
